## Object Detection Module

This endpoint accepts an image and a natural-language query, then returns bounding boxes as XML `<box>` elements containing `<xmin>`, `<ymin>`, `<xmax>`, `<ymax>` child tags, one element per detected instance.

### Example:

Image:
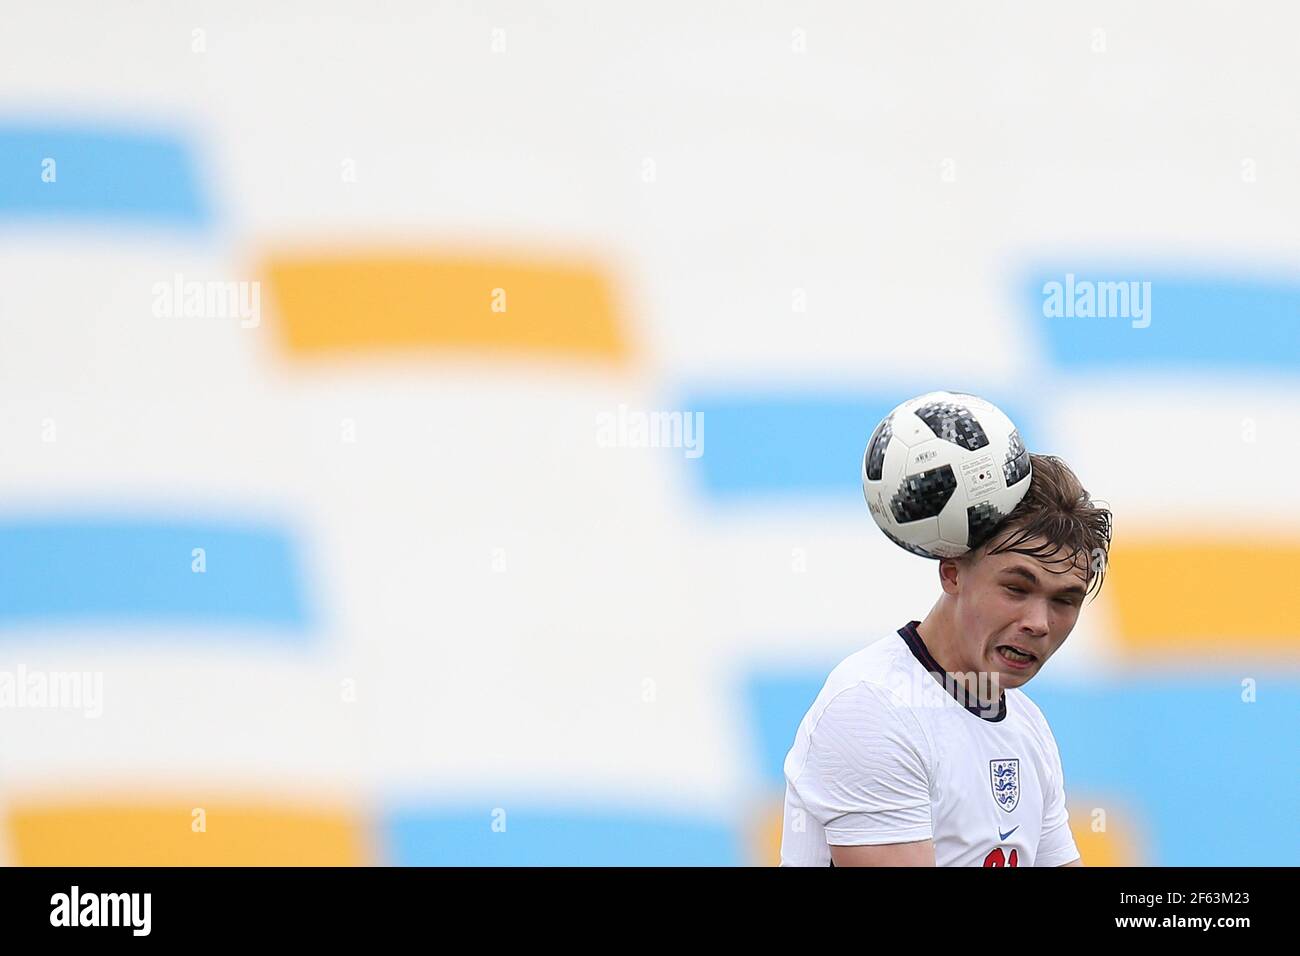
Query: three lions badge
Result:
<box><xmin>990</xmin><ymin>759</ymin><xmax>1020</xmax><ymax>812</ymax></box>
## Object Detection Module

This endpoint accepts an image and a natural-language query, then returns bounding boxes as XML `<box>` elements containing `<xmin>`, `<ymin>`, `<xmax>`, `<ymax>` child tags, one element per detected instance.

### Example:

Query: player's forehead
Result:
<box><xmin>981</xmin><ymin>533</ymin><xmax>1089</xmax><ymax>585</ymax></box>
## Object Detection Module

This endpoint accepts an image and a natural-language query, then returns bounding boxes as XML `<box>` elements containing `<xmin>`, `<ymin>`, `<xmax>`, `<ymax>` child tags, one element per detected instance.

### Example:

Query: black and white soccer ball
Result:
<box><xmin>862</xmin><ymin>391</ymin><xmax>1032</xmax><ymax>559</ymax></box>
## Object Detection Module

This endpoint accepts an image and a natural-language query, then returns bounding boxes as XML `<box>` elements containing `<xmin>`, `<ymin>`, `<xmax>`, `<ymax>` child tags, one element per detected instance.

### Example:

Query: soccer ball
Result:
<box><xmin>862</xmin><ymin>390</ymin><xmax>1031</xmax><ymax>559</ymax></box>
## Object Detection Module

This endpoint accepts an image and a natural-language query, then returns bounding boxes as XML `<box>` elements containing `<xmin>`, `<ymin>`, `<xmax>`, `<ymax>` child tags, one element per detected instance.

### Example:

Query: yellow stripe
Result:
<box><xmin>264</xmin><ymin>251</ymin><xmax>628</xmax><ymax>362</ymax></box>
<box><xmin>1067</xmin><ymin>798</ymin><xmax>1144</xmax><ymax>866</ymax></box>
<box><xmin>755</xmin><ymin>798</ymin><xmax>785</xmax><ymax>865</ymax></box>
<box><xmin>1108</xmin><ymin>538</ymin><xmax>1300</xmax><ymax>653</ymax></box>
<box><xmin>8</xmin><ymin>800</ymin><xmax>370</xmax><ymax>865</ymax></box>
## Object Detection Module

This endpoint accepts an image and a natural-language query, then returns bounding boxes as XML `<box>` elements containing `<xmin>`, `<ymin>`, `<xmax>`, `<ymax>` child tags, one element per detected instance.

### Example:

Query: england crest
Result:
<box><xmin>990</xmin><ymin>759</ymin><xmax>1020</xmax><ymax>813</ymax></box>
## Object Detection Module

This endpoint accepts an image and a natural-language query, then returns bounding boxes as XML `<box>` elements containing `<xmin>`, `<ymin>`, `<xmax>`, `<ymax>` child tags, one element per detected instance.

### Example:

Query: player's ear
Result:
<box><xmin>938</xmin><ymin>556</ymin><xmax>962</xmax><ymax>595</ymax></box>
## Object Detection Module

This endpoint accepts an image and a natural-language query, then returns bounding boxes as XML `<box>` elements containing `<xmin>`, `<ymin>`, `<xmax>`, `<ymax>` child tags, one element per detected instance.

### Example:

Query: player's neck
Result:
<box><xmin>915</xmin><ymin>608</ymin><xmax>999</xmax><ymax>707</ymax></box>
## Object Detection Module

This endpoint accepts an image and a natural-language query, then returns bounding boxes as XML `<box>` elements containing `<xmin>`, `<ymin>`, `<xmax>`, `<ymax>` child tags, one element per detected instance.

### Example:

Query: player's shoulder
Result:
<box><xmin>789</xmin><ymin>632</ymin><xmax>935</xmax><ymax>778</ymax></box>
<box><xmin>826</xmin><ymin>629</ymin><xmax>911</xmax><ymax>682</ymax></box>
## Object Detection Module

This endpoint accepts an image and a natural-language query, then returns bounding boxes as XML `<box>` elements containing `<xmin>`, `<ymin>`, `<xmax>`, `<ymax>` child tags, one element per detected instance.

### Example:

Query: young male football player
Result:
<box><xmin>780</xmin><ymin>454</ymin><xmax>1111</xmax><ymax>866</ymax></box>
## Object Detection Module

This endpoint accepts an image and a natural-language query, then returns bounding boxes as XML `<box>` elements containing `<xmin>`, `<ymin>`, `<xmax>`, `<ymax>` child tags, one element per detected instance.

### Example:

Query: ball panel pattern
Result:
<box><xmin>1003</xmin><ymin>428</ymin><xmax>1030</xmax><ymax>486</ymax></box>
<box><xmin>863</xmin><ymin>414</ymin><xmax>893</xmax><ymax>482</ymax></box>
<box><xmin>914</xmin><ymin>400</ymin><xmax>989</xmax><ymax>451</ymax></box>
<box><xmin>966</xmin><ymin>501</ymin><xmax>1007</xmax><ymax>550</ymax></box>
<box><xmin>889</xmin><ymin>464</ymin><xmax>957</xmax><ymax>523</ymax></box>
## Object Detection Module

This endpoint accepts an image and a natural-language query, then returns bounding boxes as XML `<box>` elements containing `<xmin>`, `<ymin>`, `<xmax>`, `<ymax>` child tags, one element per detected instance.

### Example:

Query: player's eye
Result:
<box><xmin>1003</xmin><ymin>585</ymin><xmax>1026</xmax><ymax>595</ymax></box>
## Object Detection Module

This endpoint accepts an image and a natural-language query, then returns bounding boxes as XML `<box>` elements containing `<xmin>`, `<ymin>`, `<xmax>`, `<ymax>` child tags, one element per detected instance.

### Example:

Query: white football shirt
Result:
<box><xmin>780</xmin><ymin>620</ymin><xmax>1080</xmax><ymax>867</ymax></box>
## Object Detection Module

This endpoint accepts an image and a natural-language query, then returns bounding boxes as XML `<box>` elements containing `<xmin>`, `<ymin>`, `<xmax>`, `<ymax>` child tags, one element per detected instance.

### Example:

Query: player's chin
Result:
<box><xmin>994</xmin><ymin>667</ymin><xmax>1034</xmax><ymax>688</ymax></box>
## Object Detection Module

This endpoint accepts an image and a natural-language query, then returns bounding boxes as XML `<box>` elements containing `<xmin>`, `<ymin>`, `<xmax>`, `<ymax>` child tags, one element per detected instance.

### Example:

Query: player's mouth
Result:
<box><xmin>995</xmin><ymin>645</ymin><xmax>1037</xmax><ymax>670</ymax></box>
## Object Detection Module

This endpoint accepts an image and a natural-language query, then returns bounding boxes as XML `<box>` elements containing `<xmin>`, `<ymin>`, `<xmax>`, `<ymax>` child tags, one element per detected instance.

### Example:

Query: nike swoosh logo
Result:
<box><xmin>999</xmin><ymin>826</ymin><xmax>1020</xmax><ymax>841</ymax></box>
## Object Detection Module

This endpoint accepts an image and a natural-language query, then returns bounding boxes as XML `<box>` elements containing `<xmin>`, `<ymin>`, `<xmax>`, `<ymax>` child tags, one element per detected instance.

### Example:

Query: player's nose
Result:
<box><xmin>1019</xmin><ymin>600</ymin><xmax>1050</xmax><ymax>639</ymax></box>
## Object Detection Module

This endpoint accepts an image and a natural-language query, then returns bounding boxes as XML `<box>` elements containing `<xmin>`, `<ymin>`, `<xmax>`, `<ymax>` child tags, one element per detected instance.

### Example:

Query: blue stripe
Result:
<box><xmin>1029</xmin><ymin>679</ymin><xmax>1300</xmax><ymax>866</ymax></box>
<box><xmin>0</xmin><ymin>123</ymin><xmax>208</xmax><ymax>227</ymax></box>
<box><xmin>747</xmin><ymin>663</ymin><xmax>1300</xmax><ymax>865</ymax></box>
<box><xmin>1026</xmin><ymin>268</ymin><xmax>1300</xmax><ymax>372</ymax></box>
<box><xmin>0</xmin><ymin>517</ymin><xmax>310</xmax><ymax>634</ymax></box>
<box><xmin>383</xmin><ymin>805</ymin><xmax>742</xmax><ymax>865</ymax></box>
<box><xmin>681</xmin><ymin>391</ymin><xmax>1036</xmax><ymax>500</ymax></box>
<box><xmin>746</xmin><ymin>668</ymin><xmax>840</xmax><ymax>786</ymax></box>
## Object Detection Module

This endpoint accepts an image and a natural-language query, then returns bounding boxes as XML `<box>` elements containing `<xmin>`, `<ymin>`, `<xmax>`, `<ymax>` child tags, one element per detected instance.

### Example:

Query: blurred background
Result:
<box><xmin>0</xmin><ymin>1</ymin><xmax>1297</xmax><ymax>865</ymax></box>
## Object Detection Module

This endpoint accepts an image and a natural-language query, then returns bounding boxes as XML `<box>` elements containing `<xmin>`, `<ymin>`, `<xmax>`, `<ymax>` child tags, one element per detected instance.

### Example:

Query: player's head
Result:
<box><xmin>937</xmin><ymin>454</ymin><xmax>1112</xmax><ymax>688</ymax></box>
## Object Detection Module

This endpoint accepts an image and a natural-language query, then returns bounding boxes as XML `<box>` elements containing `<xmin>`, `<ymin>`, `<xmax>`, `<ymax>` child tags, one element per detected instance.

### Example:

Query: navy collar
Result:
<box><xmin>898</xmin><ymin>620</ymin><xmax>1007</xmax><ymax>722</ymax></box>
